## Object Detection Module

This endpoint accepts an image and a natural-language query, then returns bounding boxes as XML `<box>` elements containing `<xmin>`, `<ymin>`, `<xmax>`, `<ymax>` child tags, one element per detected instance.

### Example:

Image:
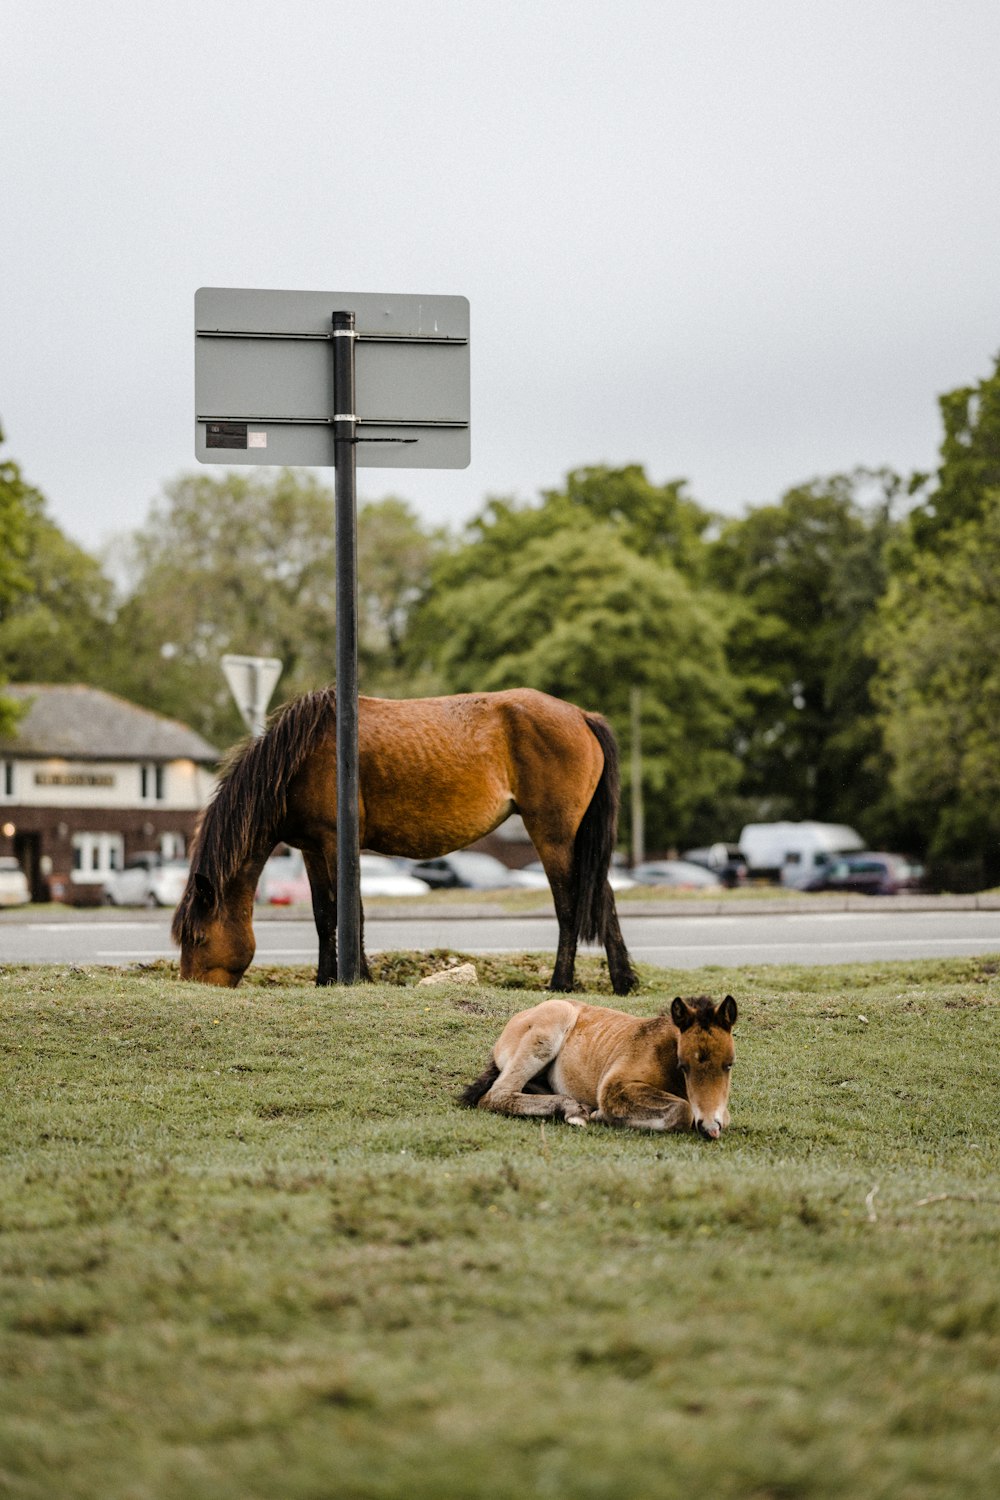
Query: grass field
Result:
<box><xmin>2</xmin><ymin>951</ymin><xmax>1000</xmax><ymax>1499</ymax></box>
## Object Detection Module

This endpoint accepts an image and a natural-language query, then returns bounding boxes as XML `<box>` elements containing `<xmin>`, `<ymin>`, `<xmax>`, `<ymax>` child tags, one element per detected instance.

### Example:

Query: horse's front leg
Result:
<box><xmin>593</xmin><ymin>1080</ymin><xmax>693</xmax><ymax>1132</ymax></box>
<box><xmin>358</xmin><ymin>898</ymin><xmax>372</xmax><ymax>982</ymax></box>
<box><xmin>303</xmin><ymin>849</ymin><xmax>336</xmax><ymax>985</ymax></box>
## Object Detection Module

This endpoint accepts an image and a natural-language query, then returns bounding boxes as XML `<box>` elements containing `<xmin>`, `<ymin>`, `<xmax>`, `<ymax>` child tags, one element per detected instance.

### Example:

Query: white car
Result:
<box><xmin>259</xmin><ymin>849</ymin><xmax>432</xmax><ymax>903</ymax></box>
<box><xmin>102</xmin><ymin>854</ymin><xmax>191</xmax><ymax>907</ymax></box>
<box><xmin>0</xmin><ymin>856</ymin><xmax>31</xmax><ymax>907</ymax></box>
<box><xmin>514</xmin><ymin>859</ymin><xmax>638</xmax><ymax>892</ymax></box>
<box><xmin>630</xmin><ymin>859</ymin><xmax>724</xmax><ymax>890</ymax></box>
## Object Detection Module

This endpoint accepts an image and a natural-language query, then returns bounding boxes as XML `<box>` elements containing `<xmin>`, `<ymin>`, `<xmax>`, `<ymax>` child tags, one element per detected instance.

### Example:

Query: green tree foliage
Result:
<box><xmin>108</xmin><ymin>470</ymin><xmax>443</xmax><ymax>747</ymax></box>
<box><xmin>0</xmin><ymin>449</ymin><xmax>34</xmax><ymax>734</ymax></box>
<box><xmin>541</xmin><ymin>464</ymin><xmax>712</xmax><ymax>574</ymax></box>
<box><xmin>707</xmin><ymin>471</ymin><xmax>900</xmax><ymax>836</ymax></box>
<box><xmin>408</xmin><ymin>472</ymin><xmax>739</xmax><ymax>850</ymax></box>
<box><xmin>908</xmin><ymin>352</ymin><xmax>1000</xmax><ymax>547</ymax></box>
<box><xmin>0</xmin><ymin>443</ymin><xmax>116</xmax><ymax>733</ymax></box>
<box><xmin>871</xmin><ymin>355</ymin><xmax>1000</xmax><ymax>885</ymax></box>
<box><xmin>873</xmin><ymin>491</ymin><xmax>1000</xmax><ymax>883</ymax></box>
<box><xmin>0</xmin><ymin>504</ymin><xmax>116</xmax><ymax>687</ymax></box>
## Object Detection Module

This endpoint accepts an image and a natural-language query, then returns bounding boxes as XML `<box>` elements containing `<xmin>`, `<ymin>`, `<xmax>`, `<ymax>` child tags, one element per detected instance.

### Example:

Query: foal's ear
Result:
<box><xmin>671</xmin><ymin>997</ymin><xmax>695</xmax><ymax>1032</ymax></box>
<box><xmin>193</xmin><ymin>872</ymin><xmax>215</xmax><ymax>907</ymax></box>
<box><xmin>715</xmin><ymin>994</ymin><xmax>738</xmax><ymax>1031</ymax></box>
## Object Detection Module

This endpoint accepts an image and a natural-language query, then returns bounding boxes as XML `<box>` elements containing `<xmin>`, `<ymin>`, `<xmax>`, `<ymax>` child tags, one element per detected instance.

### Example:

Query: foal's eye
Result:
<box><xmin>722</xmin><ymin>1062</ymin><xmax>733</xmax><ymax>1072</ymax></box>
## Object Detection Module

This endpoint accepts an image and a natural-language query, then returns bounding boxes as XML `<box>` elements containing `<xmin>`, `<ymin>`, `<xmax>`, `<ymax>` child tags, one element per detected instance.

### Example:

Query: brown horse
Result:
<box><xmin>173</xmin><ymin>687</ymin><xmax>638</xmax><ymax>993</ymax></box>
<box><xmin>460</xmin><ymin>994</ymin><xmax>738</xmax><ymax>1137</ymax></box>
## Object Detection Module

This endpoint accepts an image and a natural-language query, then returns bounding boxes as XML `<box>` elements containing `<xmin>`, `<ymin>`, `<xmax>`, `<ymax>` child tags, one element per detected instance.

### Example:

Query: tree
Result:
<box><xmin>870</xmin><ymin>353</ymin><xmax>1000</xmax><ymax>884</ymax></box>
<box><xmin>108</xmin><ymin>470</ymin><xmax>443</xmax><ymax>746</ymax></box>
<box><xmin>872</xmin><ymin>490</ymin><xmax>1000</xmax><ymax>886</ymax></box>
<box><xmin>908</xmin><ymin>351</ymin><xmax>1000</xmax><ymax>547</ymax></box>
<box><xmin>0</xmin><ymin>442</ymin><xmax>114</xmax><ymax>733</ymax></box>
<box><xmin>0</xmin><ymin>449</ymin><xmax>34</xmax><ymax>735</ymax></box>
<box><xmin>707</xmin><ymin>471</ymin><xmax>901</xmax><ymax>836</ymax></box>
<box><xmin>0</xmin><ymin>505</ymin><xmax>116</xmax><ymax>686</ymax></box>
<box><xmin>409</xmin><ymin>512</ymin><xmax>741</xmax><ymax>851</ymax></box>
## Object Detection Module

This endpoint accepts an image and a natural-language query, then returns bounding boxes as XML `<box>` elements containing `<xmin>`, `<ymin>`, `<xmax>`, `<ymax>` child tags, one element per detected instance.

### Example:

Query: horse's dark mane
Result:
<box><xmin>172</xmin><ymin>687</ymin><xmax>335</xmax><ymax>946</ymax></box>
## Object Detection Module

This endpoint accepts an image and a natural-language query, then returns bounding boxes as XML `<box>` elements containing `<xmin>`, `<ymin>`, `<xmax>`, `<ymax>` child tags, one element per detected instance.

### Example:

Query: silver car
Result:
<box><xmin>102</xmin><ymin>854</ymin><xmax>190</xmax><ymax>907</ymax></box>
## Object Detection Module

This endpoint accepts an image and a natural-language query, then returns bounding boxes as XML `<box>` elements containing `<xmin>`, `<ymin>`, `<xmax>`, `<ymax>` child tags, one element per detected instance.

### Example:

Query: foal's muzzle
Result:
<box><xmin>695</xmin><ymin>1118</ymin><xmax>722</xmax><ymax>1141</ymax></box>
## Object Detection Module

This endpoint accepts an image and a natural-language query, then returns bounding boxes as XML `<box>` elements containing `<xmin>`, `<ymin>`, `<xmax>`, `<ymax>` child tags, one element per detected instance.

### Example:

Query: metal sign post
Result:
<box><xmin>196</xmin><ymin>288</ymin><xmax>469</xmax><ymax>984</ymax></box>
<box><xmin>332</xmin><ymin>311</ymin><xmax>361</xmax><ymax>984</ymax></box>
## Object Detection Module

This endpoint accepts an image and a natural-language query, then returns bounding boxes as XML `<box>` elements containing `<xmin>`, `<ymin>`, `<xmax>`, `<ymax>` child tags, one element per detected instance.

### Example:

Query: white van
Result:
<box><xmin>738</xmin><ymin>821</ymin><xmax>865</xmax><ymax>886</ymax></box>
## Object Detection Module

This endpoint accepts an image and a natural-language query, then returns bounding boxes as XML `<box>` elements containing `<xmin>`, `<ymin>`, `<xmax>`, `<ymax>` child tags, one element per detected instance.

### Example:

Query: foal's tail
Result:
<box><xmin>458</xmin><ymin>1059</ymin><xmax>500</xmax><ymax>1109</ymax></box>
<box><xmin>573</xmin><ymin>713</ymin><xmax>622</xmax><ymax>944</ymax></box>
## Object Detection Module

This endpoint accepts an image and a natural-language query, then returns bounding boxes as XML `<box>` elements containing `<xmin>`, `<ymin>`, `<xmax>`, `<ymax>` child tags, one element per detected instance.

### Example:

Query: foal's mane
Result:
<box><xmin>172</xmin><ymin>687</ymin><xmax>335</xmax><ymax>945</ymax></box>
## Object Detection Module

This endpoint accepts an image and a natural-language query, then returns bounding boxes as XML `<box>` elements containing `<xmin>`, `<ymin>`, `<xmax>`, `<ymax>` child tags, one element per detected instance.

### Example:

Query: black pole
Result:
<box><xmin>332</xmin><ymin>310</ymin><xmax>361</xmax><ymax>983</ymax></box>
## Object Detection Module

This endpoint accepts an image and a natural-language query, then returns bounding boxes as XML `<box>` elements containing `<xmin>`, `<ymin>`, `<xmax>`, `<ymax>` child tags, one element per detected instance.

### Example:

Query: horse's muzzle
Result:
<box><xmin>695</xmin><ymin>1119</ymin><xmax>722</xmax><ymax>1140</ymax></box>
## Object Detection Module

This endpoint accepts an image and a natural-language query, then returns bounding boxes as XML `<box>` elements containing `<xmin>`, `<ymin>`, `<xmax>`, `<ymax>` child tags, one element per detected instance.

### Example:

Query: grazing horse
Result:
<box><xmin>460</xmin><ymin>994</ymin><xmax>738</xmax><ymax>1137</ymax></box>
<box><xmin>173</xmin><ymin>686</ymin><xmax>638</xmax><ymax>994</ymax></box>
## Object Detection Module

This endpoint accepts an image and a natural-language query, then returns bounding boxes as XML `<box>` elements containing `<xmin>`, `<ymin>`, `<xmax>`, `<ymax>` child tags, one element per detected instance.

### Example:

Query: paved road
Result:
<box><xmin>2</xmin><ymin>906</ymin><xmax>999</xmax><ymax>970</ymax></box>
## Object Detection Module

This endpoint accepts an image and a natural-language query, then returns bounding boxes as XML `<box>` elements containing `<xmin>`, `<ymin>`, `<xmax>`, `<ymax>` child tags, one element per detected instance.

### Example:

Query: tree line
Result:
<box><xmin>2</xmin><ymin>352</ymin><xmax>1000</xmax><ymax>888</ymax></box>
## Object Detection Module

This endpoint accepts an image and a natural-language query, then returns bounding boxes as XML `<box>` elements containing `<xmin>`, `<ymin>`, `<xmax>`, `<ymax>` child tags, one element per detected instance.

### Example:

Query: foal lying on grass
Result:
<box><xmin>461</xmin><ymin>995</ymin><xmax>737</xmax><ymax>1138</ymax></box>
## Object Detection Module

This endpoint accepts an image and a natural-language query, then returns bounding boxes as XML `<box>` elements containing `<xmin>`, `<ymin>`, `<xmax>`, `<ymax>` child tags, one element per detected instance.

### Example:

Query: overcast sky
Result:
<box><xmin>5</xmin><ymin>0</ymin><xmax>1000</xmax><ymax>553</ymax></box>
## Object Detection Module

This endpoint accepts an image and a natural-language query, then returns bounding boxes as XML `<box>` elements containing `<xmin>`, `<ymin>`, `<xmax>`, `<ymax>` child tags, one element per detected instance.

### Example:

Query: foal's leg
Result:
<box><xmin>480</xmin><ymin>1005</ymin><xmax>589</xmax><ymax>1124</ymax></box>
<box><xmin>593</xmin><ymin>1080</ymin><xmax>693</xmax><ymax>1132</ymax></box>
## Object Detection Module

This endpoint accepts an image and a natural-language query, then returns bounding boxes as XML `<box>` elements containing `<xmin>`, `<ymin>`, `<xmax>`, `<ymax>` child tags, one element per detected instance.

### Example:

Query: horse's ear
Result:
<box><xmin>193</xmin><ymin>872</ymin><xmax>215</xmax><ymax>907</ymax></box>
<box><xmin>671</xmin><ymin>997</ymin><xmax>695</xmax><ymax>1032</ymax></box>
<box><xmin>716</xmin><ymin>995</ymin><xmax>738</xmax><ymax>1031</ymax></box>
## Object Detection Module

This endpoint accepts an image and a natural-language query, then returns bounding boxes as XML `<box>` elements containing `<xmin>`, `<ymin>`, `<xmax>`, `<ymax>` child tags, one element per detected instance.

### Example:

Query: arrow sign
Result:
<box><xmin>221</xmin><ymin>655</ymin><xmax>283</xmax><ymax>736</ymax></box>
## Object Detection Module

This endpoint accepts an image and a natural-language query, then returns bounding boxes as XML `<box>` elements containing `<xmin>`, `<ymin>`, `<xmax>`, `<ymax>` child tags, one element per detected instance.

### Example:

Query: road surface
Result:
<box><xmin>2</xmin><ymin>905</ymin><xmax>998</xmax><ymax>970</ymax></box>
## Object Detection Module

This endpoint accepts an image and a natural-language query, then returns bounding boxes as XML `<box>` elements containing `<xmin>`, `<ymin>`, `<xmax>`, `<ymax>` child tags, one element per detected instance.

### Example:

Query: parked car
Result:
<box><xmin>260</xmin><ymin>849</ymin><xmax>432</xmax><ymax>904</ymax></box>
<box><xmin>739</xmin><ymin>820</ymin><xmax>865</xmax><ymax>885</ymax></box>
<box><xmin>801</xmin><ymin>852</ymin><xmax>925</xmax><ymax>896</ymax></box>
<box><xmin>102</xmin><ymin>853</ymin><xmax>190</xmax><ymax>907</ymax></box>
<box><xmin>630</xmin><ymin>859</ymin><xmax>724</xmax><ymax>890</ymax></box>
<box><xmin>410</xmin><ymin>851</ymin><xmax>528</xmax><ymax>890</ymax></box>
<box><xmin>515</xmin><ymin>859</ymin><xmax>638</xmax><ymax>892</ymax></box>
<box><xmin>0</xmin><ymin>856</ymin><xmax>31</xmax><ymax>907</ymax></box>
<box><xmin>682</xmin><ymin>843</ymin><xmax>748</xmax><ymax>888</ymax></box>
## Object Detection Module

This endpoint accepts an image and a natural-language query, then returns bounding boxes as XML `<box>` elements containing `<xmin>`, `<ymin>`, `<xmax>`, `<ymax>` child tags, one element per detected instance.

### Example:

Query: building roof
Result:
<box><xmin>0</xmin><ymin>685</ymin><xmax>220</xmax><ymax>764</ymax></box>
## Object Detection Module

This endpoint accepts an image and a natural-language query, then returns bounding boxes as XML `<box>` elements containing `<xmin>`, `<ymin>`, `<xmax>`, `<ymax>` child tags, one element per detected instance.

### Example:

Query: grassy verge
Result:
<box><xmin>2</xmin><ymin>954</ymin><xmax>1000</xmax><ymax>1499</ymax></box>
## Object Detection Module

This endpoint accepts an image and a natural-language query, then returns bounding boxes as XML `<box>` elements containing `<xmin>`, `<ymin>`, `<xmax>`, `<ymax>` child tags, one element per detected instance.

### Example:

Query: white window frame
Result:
<box><xmin>71</xmin><ymin>832</ymin><xmax>124</xmax><ymax>884</ymax></box>
<box><xmin>140</xmin><ymin>764</ymin><xmax>166</xmax><ymax>802</ymax></box>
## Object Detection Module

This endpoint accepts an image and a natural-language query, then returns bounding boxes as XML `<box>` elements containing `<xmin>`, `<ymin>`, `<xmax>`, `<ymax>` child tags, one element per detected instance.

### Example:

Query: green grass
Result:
<box><xmin>2</xmin><ymin>953</ymin><xmax>1000</xmax><ymax>1499</ymax></box>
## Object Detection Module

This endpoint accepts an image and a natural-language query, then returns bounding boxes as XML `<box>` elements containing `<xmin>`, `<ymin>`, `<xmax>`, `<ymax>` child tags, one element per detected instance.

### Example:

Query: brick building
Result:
<box><xmin>0</xmin><ymin>685</ymin><xmax>219</xmax><ymax>903</ymax></box>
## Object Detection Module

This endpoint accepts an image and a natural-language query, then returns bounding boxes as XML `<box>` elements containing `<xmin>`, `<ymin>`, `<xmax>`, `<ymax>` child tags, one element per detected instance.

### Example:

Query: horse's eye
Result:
<box><xmin>723</xmin><ymin>1062</ymin><xmax>733</xmax><ymax>1072</ymax></box>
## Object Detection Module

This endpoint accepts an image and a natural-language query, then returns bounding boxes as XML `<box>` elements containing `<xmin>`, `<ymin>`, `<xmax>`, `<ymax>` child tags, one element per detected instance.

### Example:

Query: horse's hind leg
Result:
<box><xmin>600</xmin><ymin>890</ymin><xmax>639</xmax><ymax>995</ymax></box>
<box><xmin>517</xmin><ymin>834</ymin><xmax>578</xmax><ymax>991</ymax></box>
<box><xmin>477</xmin><ymin>1001</ymin><xmax>589</xmax><ymax>1124</ymax></box>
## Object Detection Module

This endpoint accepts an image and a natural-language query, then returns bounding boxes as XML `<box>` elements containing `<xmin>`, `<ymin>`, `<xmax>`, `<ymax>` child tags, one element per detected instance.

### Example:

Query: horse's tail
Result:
<box><xmin>458</xmin><ymin>1058</ymin><xmax>500</xmax><ymax>1109</ymax></box>
<box><xmin>572</xmin><ymin>713</ymin><xmax>622</xmax><ymax>944</ymax></box>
